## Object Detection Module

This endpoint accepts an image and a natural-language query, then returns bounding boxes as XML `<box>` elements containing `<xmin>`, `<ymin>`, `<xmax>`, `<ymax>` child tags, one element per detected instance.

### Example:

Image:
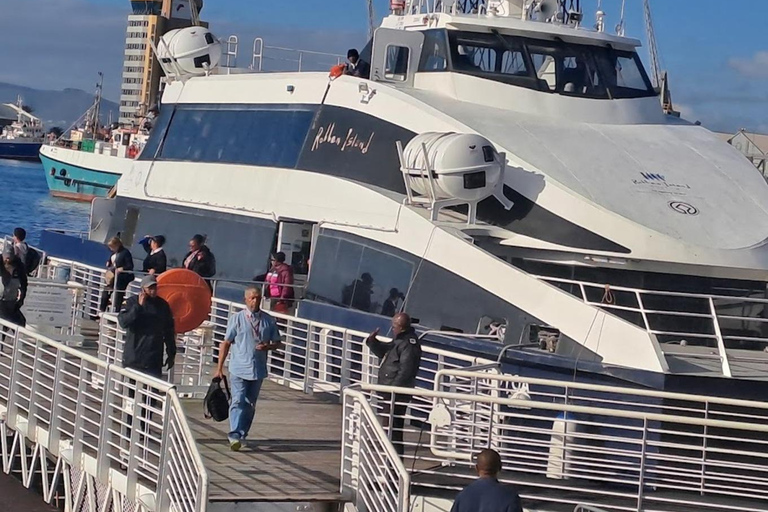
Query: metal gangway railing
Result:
<box><xmin>21</xmin><ymin>252</ymin><xmax>768</xmax><ymax>512</ymax></box>
<box><xmin>342</xmin><ymin>370</ymin><xmax>768</xmax><ymax>512</ymax></box>
<box><xmin>0</xmin><ymin>320</ymin><xmax>207</xmax><ymax>512</ymax></box>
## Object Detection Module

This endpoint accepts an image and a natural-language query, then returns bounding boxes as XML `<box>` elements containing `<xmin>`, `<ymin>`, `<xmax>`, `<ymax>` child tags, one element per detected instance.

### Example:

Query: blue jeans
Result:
<box><xmin>228</xmin><ymin>374</ymin><xmax>264</xmax><ymax>441</ymax></box>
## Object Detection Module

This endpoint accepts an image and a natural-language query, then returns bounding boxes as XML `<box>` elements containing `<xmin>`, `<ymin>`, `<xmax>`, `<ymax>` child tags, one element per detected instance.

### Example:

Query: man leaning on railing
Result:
<box><xmin>365</xmin><ymin>312</ymin><xmax>422</xmax><ymax>458</ymax></box>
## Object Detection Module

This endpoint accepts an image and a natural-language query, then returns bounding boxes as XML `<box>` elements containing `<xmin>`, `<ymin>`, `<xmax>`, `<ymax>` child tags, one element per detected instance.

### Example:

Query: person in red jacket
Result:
<box><xmin>265</xmin><ymin>252</ymin><xmax>294</xmax><ymax>313</ymax></box>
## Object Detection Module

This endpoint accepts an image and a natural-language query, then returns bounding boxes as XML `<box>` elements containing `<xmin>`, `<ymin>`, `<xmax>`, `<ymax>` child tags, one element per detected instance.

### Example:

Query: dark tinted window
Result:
<box><xmin>445</xmin><ymin>30</ymin><xmax>655</xmax><ymax>99</ymax></box>
<box><xmin>418</xmin><ymin>29</ymin><xmax>450</xmax><ymax>72</ymax></box>
<box><xmin>150</xmin><ymin>104</ymin><xmax>316</xmax><ymax>167</ymax></box>
<box><xmin>306</xmin><ymin>229</ymin><xmax>541</xmax><ymax>341</ymax></box>
<box><xmin>120</xmin><ymin>200</ymin><xmax>276</xmax><ymax>280</ymax></box>
<box><xmin>137</xmin><ymin>106</ymin><xmax>174</xmax><ymax>161</ymax></box>
<box><xmin>307</xmin><ymin>231</ymin><xmax>414</xmax><ymax>314</ymax></box>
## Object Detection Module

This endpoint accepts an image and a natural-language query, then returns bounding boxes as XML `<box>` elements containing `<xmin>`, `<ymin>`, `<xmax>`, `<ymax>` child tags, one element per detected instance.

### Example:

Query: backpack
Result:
<box><xmin>24</xmin><ymin>247</ymin><xmax>41</xmax><ymax>276</ymax></box>
<box><xmin>204</xmin><ymin>376</ymin><xmax>231</xmax><ymax>422</ymax></box>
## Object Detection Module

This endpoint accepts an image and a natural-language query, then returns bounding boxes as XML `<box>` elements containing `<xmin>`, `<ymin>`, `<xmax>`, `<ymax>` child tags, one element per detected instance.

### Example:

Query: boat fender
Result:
<box><xmin>157</xmin><ymin>269</ymin><xmax>212</xmax><ymax>333</ymax></box>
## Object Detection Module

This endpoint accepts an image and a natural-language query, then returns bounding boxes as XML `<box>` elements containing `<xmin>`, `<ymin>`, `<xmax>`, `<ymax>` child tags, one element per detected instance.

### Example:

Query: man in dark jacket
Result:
<box><xmin>118</xmin><ymin>274</ymin><xmax>176</xmax><ymax>378</ymax></box>
<box><xmin>183</xmin><ymin>234</ymin><xmax>216</xmax><ymax>288</ymax></box>
<box><xmin>366</xmin><ymin>313</ymin><xmax>422</xmax><ymax>457</ymax></box>
<box><xmin>451</xmin><ymin>449</ymin><xmax>523</xmax><ymax>512</ymax></box>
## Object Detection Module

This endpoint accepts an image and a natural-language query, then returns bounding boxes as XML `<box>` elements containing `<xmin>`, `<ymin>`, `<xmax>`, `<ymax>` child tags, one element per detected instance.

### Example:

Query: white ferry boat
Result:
<box><xmin>85</xmin><ymin>0</ymin><xmax>768</xmax><ymax>401</ymax></box>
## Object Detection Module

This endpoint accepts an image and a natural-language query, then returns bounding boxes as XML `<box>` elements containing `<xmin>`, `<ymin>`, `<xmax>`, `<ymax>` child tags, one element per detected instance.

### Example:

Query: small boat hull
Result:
<box><xmin>0</xmin><ymin>141</ymin><xmax>42</xmax><ymax>161</ymax></box>
<box><xmin>39</xmin><ymin>145</ymin><xmax>130</xmax><ymax>201</ymax></box>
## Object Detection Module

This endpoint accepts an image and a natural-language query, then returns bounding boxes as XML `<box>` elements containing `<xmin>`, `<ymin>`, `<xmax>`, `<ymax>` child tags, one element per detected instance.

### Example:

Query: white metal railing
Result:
<box><xmin>535</xmin><ymin>274</ymin><xmax>768</xmax><ymax>375</ymax></box>
<box><xmin>98</xmin><ymin>295</ymin><xmax>493</xmax><ymax>397</ymax></box>
<box><xmin>0</xmin><ymin>319</ymin><xmax>207</xmax><ymax>512</ymax></box>
<box><xmin>342</xmin><ymin>387</ymin><xmax>411</xmax><ymax>512</ymax></box>
<box><xmin>250</xmin><ymin>37</ymin><xmax>345</xmax><ymax>73</ymax></box>
<box><xmin>349</xmin><ymin>377</ymin><xmax>768</xmax><ymax>512</ymax></box>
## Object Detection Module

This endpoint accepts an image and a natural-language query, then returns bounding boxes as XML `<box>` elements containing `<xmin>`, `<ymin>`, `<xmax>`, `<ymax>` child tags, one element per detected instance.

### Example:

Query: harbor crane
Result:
<box><xmin>643</xmin><ymin>0</ymin><xmax>678</xmax><ymax>116</ymax></box>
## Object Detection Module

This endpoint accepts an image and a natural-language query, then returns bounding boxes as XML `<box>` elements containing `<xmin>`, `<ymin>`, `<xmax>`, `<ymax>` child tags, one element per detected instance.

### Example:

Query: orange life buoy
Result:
<box><xmin>157</xmin><ymin>269</ymin><xmax>212</xmax><ymax>333</ymax></box>
<box><xmin>329</xmin><ymin>64</ymin><xmax>346</xmax><ymax>79</ymax></box>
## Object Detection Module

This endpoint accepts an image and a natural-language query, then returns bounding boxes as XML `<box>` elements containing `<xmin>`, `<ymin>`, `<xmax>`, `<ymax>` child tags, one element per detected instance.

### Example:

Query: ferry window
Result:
<box><xmin>445</xmin><ymin>30</ymin><xmax>655</xmax><ymax>99</ymax></box>
<box><xmin>530</xmin><ymin>53</ymin><xmax>556</xmax><ymax>90</ymax></box>
<box><xmin>609</xmin><ymin>54</ymin><xmax>653</xmax><ymax>93</ymax></box>
<box><xmin>155</xmin><ymin>105</ymin><xmax>316</xmax><ymax>168</ymax></box>
<box><xmin>129</xmin><ymin>204</ymin><xmax>276</xmax><ymax>280</ymax></box>
<box><xmin>448</xmin><ymin>32</ymin><xmax>533</xmax><ymax>87</ymax></box>
<box><xmin>418</xmin><ymin>30</ymin><xmax>450</xmax><ymax>72</ymax></box>
<box><xmin>137</xmin><ymin>106</ymin><xmax>173</xmax><ymax>161</ymax></box>
<box><xmin>307</xmin><ymin>231</ymin><xmax>414</xmax><ymax>314</ymax></box>
<box><xmin>385</xmin><ymin>45</ymin><xmax>410</xmax><ymax>81</ymax></box>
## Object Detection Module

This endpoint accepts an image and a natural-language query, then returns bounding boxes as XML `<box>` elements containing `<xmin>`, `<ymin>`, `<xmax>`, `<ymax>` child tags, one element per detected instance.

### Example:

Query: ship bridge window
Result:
<box><xmin>385</xmin><ymin>45</ymin><xmax>410</xmax><ymax>81</ymax></box>
<box><xmin>141</xmin><ymin>104</ymin><xmax>317</xmax><ymax>168</ymax></box>
<box><xmin>444</xmin><ymin>30</ymin><xmax>655</xmax><ymax>99</ymax></box>
<box><xmin>448</xmin><ymin>32</ymin><xmax>532</xmax><ymax>87</ymax></box>
<box><xmin>418</xmin><ymin>29</ymin><xmax>450</xmax><ymax>71</ymax></box>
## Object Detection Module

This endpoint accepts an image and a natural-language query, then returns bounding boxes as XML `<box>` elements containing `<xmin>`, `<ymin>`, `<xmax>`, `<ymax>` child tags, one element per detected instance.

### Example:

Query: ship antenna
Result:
<box><xmin>367</xmin><ymin>0</ymin><xmax>376</xmax><ymax>41</ymax></box>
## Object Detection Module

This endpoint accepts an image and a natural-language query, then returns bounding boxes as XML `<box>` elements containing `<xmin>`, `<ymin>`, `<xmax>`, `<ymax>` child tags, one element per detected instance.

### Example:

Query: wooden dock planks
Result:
<box><xmin>181</xmin><ymin>380</ymin><xmax>344</xmax><ymax>502</ymax></box>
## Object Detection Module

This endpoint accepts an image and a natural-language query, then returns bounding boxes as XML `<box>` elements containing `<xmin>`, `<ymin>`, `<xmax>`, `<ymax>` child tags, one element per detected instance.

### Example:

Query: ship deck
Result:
<box><xmin>181</xmin><ymin>380</ymin><xmax>344</xmax><ymax>503</ymax></box>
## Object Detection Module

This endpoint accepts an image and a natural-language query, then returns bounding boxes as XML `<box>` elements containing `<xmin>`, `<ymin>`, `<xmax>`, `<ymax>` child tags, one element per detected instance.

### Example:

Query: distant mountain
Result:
<box><xmin>0</xmin><ymin>82</ymin><xmax>119</xmax><ymax>131</ymax></box>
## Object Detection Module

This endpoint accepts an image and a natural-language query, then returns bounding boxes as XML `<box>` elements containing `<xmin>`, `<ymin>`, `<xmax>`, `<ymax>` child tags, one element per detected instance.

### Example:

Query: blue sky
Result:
<box><xmin>2</xmin><ymin>0</ymin><xmax>767</xmax><ymax>133</ymax></box>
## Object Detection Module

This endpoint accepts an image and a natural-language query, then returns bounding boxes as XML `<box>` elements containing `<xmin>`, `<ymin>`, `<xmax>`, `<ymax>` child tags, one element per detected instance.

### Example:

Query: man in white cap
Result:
<box><xmin>118</xmin><ymin>274</ymin><xmax>176</xmax><ymax>378</ymax></box>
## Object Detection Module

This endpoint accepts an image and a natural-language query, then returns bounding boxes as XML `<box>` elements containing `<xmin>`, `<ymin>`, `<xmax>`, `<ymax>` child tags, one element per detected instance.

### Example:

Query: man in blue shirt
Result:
<box><xmin>451</xmin><ymin>449</ymin><xmax>524</xmax><ymax>512</ymax></box>
<box><xmin>214</xmin><ymin>286</ymin><xmax>282</xmax><ymax>451</ymax></box>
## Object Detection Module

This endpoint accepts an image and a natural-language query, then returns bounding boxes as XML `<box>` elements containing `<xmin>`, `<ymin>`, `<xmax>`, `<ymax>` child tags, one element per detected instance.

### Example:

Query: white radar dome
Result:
<box><xmin>402</xmin><ymin>132</ymin><xmax>504</xmax><ymax>202</ymax></box>
<box><xmin>157</xmin><ymin>27</ymin><xmax>222</xmax><ymax>77</ymax></box>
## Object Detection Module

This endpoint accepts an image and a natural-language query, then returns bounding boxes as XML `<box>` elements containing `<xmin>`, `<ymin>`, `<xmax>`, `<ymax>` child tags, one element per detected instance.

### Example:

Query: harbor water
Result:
<box><xmin>0</xmin><ymin>159</ymin><xmax>89</xmax><ymax>242</ymax></box>
<box><xmin>0</xmin><ymin>158</ymin><xmax>86</xmax><ymax>511</ymax></box>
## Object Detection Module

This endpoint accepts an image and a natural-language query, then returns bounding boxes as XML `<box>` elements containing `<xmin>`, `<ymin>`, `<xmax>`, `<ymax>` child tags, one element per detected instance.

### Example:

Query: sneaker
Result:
<box><xmin>229</xmin><ymin>438</ymin><xmax>242</xmax><ymax>452</ymax></box>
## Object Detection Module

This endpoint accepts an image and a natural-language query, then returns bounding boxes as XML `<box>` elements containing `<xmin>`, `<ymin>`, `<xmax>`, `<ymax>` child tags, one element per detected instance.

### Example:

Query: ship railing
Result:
<box><xmin>0</xmin><ymin>319</ymin><xmax>207</xmax><ymax>512</ymax></box>
<box><xmin>221</xmin><ymin>37</ymin><xmax>346</xmax><ymax>73</ymax></box>
<box><xmin>342</xmin><ymin>387</ymin><xmax>411</xmax><ymax>512</ymax></box>
<box><xmin>252</xmin><ymin>38</ymin><xmax>346</xmax><ymax>73</ymax></box>
<box><xmin>345</xmin><ymin>377</ymin><xmax>768</xmax><ymax>512</ymax></box>
<box><xmin>404</xmin><ymin>0</ymin><xmax>491</xmax><ymax>16</ymax></box>
<box><xmin>98</xmin><ymin>297</ymin><xmax>494</xmax><ymax>398</ymax></box>
<box><xmin>533</xmin><ymin>274</ymin><xmax>768</xmax><ymax>377</ymax></box>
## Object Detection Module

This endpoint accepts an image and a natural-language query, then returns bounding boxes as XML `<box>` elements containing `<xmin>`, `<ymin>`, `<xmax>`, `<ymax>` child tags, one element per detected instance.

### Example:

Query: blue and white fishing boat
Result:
<box><xmin>39</xmin><ymin>80</ymin><xmax>147</xmax><ymax>201</ymax></box>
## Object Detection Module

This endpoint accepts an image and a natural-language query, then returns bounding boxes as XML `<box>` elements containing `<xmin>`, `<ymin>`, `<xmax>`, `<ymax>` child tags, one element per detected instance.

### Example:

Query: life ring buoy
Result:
<box><xmin>157</xmin><ymin>269</ymin><xmax>212</xmax><ymax>333</ymax></box>
<box><xmin>329</xmin><ymin>64</ymin><xmax>346</xmax><ymax>79</ymax></box>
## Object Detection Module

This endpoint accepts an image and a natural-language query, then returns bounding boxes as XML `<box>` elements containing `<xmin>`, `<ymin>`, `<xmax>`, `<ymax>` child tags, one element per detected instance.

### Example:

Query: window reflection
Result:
<box><xmin>306</xmin><ymin>229</ymin><xmax>541</xmax><ymax>342</ymax></box>
<box><xmin>128</xmin><ymin>203</ymin><xmax>276</xmax><ymax>280</ymax></box>
<box><xmin>141</xmin><ymin>105</ymin><xmax>316</xmax><ymax>167</ymax></box>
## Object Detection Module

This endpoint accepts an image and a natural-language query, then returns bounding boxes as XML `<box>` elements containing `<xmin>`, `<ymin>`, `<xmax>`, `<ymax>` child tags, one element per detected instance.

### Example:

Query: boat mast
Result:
<box><xmin>92</xmin><ymin>72</ymin><xmax>104</xmax><ymax>139</ymax></box>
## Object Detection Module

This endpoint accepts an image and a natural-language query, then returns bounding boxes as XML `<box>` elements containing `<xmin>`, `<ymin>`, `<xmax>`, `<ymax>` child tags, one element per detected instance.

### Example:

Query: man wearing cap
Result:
<box><xmin>118</xmin><ymin>274</ymin><xmax>176</xmax><ymax>379</ymax></box>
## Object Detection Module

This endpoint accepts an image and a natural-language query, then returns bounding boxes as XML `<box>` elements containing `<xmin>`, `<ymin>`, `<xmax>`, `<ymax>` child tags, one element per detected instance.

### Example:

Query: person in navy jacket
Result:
<box><xmin>451</xmin><ymin>449</ymin><xmax>523</xmax><ymax>512</ymax></box>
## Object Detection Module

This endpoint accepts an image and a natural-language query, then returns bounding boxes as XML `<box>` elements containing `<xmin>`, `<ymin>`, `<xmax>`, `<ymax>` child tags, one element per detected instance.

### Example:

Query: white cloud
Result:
<box><xmin>728</xmin><ymin>51</ymin><xmax>768</xmax><ymax>79</ymax></box>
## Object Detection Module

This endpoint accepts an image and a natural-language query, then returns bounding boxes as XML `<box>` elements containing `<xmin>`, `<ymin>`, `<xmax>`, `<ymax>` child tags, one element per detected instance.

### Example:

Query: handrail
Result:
<box><xmin>353</xmin><ymin>378</ymin><xmax>768</xmax><ymax>511</ymax></box>
<box><xmin>360</xmin><ymin>382</ymin><xmax>768</xmax><ymax>433</ymax></box>
<box><xmin>434</xmin><ymin>368</ymin><xmax>768</xmax><ymax>411</ymax></box>
<box><xmin>342</xmin><ymin>387</ymin><xmax>411</xmax><ymax>512</ymax></box>
<box><xmin>0</xmin><ymin>317</ymin><xmax>207</xmax><ymax>512</ymax></box>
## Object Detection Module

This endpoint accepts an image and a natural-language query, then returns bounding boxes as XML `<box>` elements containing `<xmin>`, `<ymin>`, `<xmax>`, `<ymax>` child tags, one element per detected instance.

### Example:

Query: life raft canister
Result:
<box><xmin>157</xmin><ymin>268</ymin><xmax>212</xmax><ymax>333</ymax></box>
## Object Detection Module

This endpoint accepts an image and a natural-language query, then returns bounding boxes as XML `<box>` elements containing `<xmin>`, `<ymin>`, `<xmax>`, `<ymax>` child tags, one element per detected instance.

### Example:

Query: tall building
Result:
<box><xmin>119</xmin><ymin>0</ymin><xmax>203</xmax><ymax>126</ymax></box>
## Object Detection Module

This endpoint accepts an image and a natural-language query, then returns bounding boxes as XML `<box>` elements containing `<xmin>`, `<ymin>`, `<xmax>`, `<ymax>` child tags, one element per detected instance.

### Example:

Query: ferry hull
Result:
<box><xmin>39</xmin><ymin>146</ymin><xmax>130</xmax><ymax>201</ymax></box>
<box><xmin>0</xmin><ymin>141</ymin><xmax>42</xmax><ymax>161</ymax></box>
